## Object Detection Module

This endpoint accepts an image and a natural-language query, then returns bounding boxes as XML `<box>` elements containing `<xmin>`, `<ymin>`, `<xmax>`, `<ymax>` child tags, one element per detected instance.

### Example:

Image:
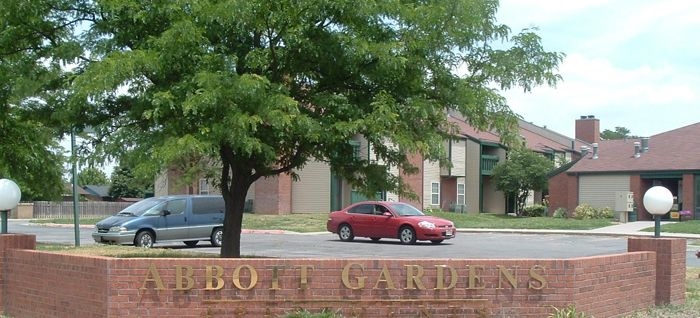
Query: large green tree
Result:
<box><xmin>0</xmin><ymin>0</ymin><xmax>88</xmax><ymax>200</ymax></box>
<box><xmin>61</xmin><ymin>0</ymin><xmax>562</xmax><ymax>257</ymax></box>
<box><xmin>492</xmin><ymin>149</ymin><xmax>554</xmax><ymax>215</ymax></box>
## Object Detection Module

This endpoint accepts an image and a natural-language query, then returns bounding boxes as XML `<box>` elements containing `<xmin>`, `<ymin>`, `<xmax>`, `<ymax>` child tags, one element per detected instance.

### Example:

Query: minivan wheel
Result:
<box><xmin>210</xmin><ymin>228</ymin><xmax>223</xmax><ymax>247</ymax></box>
<box><xmin>135</xmin><ymin>231</ymin><xmax>155</xmax><ymax>248</ymax></box>
<box><xmin>184</xmin><ymin>240</ymin><xmax>198</xmax><ymax>247</ymax></box>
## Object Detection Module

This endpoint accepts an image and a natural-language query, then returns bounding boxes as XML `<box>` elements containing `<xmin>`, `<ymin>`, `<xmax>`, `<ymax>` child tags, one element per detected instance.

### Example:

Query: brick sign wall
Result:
<box><xmin>0</xmin><ymin>234</ymin><xmax>686</xmax><ymax>318</ymax></box>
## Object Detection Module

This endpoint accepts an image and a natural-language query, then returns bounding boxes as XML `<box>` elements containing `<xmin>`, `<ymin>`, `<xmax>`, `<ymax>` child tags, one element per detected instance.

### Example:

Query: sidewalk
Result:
<box><xmin>459</xmin><ymin>221</ymin><xmax>700</xmax><ymax>240</ymax></box>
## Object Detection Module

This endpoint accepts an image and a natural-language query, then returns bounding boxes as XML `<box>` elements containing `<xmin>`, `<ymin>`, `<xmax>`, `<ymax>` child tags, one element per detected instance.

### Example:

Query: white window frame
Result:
<box><xmin>430</xmin><ymin>182</ymin><xmax>440</xmax><ymax>206</ymax></box>
<box><xmin>199</xmin><ymin>178</ymin><xmax>210</xmax><ymax>195</ymax></box>
<box><xmin>457</xmin><ymin>183</ymin><xmax>465</xmax><ymax>205</ymax></box>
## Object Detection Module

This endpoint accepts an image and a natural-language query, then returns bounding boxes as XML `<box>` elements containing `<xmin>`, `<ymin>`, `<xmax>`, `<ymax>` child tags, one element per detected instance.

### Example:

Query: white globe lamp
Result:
<box><xmin>643</xmin><ymin>186</ymin><xmax>673</xmax><ymax>238</ymax></box>
<box><xmin>0</xmin><ymin>179</ymin><xmax>22</xmax><ymax>234</ymax></box>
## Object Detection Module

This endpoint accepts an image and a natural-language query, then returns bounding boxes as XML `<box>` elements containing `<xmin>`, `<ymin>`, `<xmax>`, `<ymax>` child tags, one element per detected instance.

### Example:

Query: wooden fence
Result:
<box><xmin>32</xmin><ymin>201</ymin><xmax>134</xmax><ymax>219</ymax></box>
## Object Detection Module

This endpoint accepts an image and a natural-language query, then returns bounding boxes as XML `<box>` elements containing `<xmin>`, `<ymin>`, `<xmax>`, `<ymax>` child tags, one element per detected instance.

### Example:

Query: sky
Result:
<box><xmin>496</xmin><ymin>0</ymin><xmax>700</xmax><ymax>138</ymax></box>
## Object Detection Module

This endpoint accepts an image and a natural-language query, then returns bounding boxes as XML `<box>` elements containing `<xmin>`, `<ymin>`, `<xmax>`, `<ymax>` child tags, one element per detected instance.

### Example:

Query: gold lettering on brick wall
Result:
<box><xmin>342</xmin><ymin>263</ymin><xmax>366</xmax><ymax>289</ymax></box>
<box><xmin>139</xmin><ymin>262</ymin><xmax>548</xmax><ymax>292</ymax></box>
<box><xmin>373</xmin><ymin>265</ymin><xmax>396</xmax><ymax>290</ymax></box>
<box><xmin>206</xmin><ymin>265</ymin><xmax>224</xmax><ymax>290</ymax></box>
<box><xmin>175</xmin><ymin>265</ymin><xmax>194</xmax><ymax>290</ymax></box>
<box><xmin>467</xmin><ymin>265</ymin><xmax>485</xmax><ymax>289</ymax></box>
<box><xmin>141</xmin><ymin>264</ymin><xmax>165</xmax><ymax>290</ymax></box>
<box><xmin>434</xmin><ymin>265</ymin><xmax>458</xmax><ymax>290</ymax></box>
<box><xmin>497</xmin><ymin>265</ymin><xmax>518</xmax><ymax>289</ymax></box>
<box><xmin>297</xmin><ymin>265</ymin><xmax>314</xmax><ymax>290</ymax></box>
<box><xmin>528</xmin><ymin>265</ymin><xmax>547</xmax><ymax>290</ymax></box>
<box><xmin>232</xmin><ymin>265</ymin><xmax>258</xmax><ymax>290</ymax></box>
<box><xmin>405</xmin><ymin>265</ymin><xmax>426</xmax><ymax>290</ymax></box>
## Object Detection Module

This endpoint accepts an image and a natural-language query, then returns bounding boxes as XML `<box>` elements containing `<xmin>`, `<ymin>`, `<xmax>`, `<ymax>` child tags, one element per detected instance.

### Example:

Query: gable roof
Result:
<box><xmin>568</xmin><ymin>122</ymin><xmax>700</xmax><ymax>173</ymax></box>
<box><xmin>447</xmin><ymin>115</ymin><xmax>501</xmax><ymax>144</ymax></box>
<box><xmin>84</xmin><ymin>185</ymin><xmax>111</xmax><ymax>197</ymax></box>
<box><xmin>446</xmin><ymin>114</ymin><xmax>583</xmax><ymax>155</ymax></box>
<box><xmin>518</xmin><ymin>119</ymin><xmax>589</xmax><ymax>154</ymax></box>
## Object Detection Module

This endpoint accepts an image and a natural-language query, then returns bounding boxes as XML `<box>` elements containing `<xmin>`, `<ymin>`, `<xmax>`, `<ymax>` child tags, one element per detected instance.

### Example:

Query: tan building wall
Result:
<box><xmin>291</xmin><ymin>160</ymin><xmax>331</xmax><ymax>213</ymax></box>
<box><xmin>464</xmin><ymin>139</ymin><xmax>481</xmax><ymax>213</ymax></box>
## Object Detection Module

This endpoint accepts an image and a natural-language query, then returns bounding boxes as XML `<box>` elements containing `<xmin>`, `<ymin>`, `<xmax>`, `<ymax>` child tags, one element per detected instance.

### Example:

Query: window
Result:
<box><xmin>457</xmin><ymin>183</ymin><xmax>465</xmax><ymax>205</ymax></box>
<box><xmin>349</xmin><ymin>140</ymin><xmax>361</xmax><ymax>159</ymax></box>
<box><xmin>431</xmin><ymin>182</ymin><xmax>440</xmax><ymax>206</ymax></box>
<box><xmin>348</xmin><ymin>204</ymin><xmax>373</xmax><ymax>215</ymax></box>
<box><xmin>192</xmin><ymin>197</ymin><xmax>224</xmax><ymax>215</ymax></box>
<box><xmin>199</xmin><ymin>178</ymin><xmax>210</xmax><ymax>195</ymax></box>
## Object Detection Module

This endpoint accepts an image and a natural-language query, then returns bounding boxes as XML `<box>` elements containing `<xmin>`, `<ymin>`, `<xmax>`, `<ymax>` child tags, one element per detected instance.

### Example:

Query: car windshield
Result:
<box><xmin>389</xmin><ymin>203</ymin><xmax>425</xmax><ymax>216</ymax></box>
<box><xmin>116</xmin><ymin>198</ymin><xmax>166</xmax><ymax>216</ymax></box>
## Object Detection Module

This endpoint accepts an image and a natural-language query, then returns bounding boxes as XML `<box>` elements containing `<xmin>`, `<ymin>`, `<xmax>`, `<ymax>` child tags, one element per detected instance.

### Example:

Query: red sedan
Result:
<box><xmin>326</xmin><ymin>201</ymin><xmax>456</xmax><ymax>244</ymax></box>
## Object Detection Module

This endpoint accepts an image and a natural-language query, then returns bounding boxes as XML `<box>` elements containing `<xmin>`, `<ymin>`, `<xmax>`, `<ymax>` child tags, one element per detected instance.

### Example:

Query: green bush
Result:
<box><xmin>573</xmin><ymin>204</ymin><xmax>613</xmax><ymax>220</ymax></box>
<box><xmin>573</xmin><ymin>203</ymin><xmax>597</xmax><ymax>220</ymax></box>
<box><xmin>598</xmin><ymin>207</ymin><xmax>614</xmax><ymax>219</ymax></box>
<box><xmin>552</xmin><ymin>207</ymin><xmax>567</xmax><ymax>219</ymax></box>
<box><xmin>521</xmin><ymin>204</ymin><xmax>547</xmax><ymax>217</ymax></box>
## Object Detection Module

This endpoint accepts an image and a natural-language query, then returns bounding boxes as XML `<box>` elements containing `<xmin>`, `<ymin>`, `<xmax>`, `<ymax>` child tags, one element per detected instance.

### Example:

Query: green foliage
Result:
<box><xmin>573</xmin><ymin>204</ymin><xmax>612</xmax><ymax>220</ymax></box>
<box><xmin>548</xmin><ymin>305</ymin><xmax>589</xmax><ymax>318</ymax></box>
<box><xmin>25</xmin><ymin>0</ymin><xmax>563</xmax><ymax>257</ymax></box>
<box><xmin>600</xmin><ymin>126</ymin><xmax>635</xmax><ymax>140</ymax></box>
<box><xmin>552</xmin><ymin>207</ymin><xmax>568</xmax><ymax>219</ymax></box>
<box><xmin>78</xmin><ymin>167</ymin><xmax>109</xmax><ymax>186</ymax></box>
<box><xmin>109</xmin><ymin>166</ymin><xmax>151</xmax><ymax>198</ymax></box>
<box><xmin>521</xmin><ymin>204</ymin><xmax>547</xmax><ymax>217</ymax></box>
<box><xmin>492</xmin><ymin>149</ymin><xmax>555</xmax><ymax>215</ymax></box>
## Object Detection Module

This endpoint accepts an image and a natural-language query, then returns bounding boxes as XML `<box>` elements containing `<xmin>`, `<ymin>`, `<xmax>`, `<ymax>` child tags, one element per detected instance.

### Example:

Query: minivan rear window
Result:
<box><xmin>192</xmin><ymin>197</ymin><xmax>225</xmax><ymax>214</ymax></box>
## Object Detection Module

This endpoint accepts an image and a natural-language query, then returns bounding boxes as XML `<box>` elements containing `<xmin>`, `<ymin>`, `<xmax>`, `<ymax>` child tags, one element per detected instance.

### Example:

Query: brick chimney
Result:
<box><xmin>575</xmin><ymin>115</ymin><xmax>600</xmax><ymax>144</ymax></box>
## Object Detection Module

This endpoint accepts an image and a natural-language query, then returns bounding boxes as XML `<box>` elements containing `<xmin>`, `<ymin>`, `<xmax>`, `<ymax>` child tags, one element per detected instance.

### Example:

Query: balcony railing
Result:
<box><xmin>481</xmin><ymin>155</ymin><xmax>499</xmax><ymax>175</ymax></box>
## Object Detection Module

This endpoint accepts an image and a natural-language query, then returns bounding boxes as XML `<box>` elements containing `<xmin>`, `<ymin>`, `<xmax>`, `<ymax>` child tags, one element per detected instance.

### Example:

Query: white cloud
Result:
<box><xmin>495</xmin><ymin>0</ymin><xmax>700</xmax><ymax>138</ymax></box>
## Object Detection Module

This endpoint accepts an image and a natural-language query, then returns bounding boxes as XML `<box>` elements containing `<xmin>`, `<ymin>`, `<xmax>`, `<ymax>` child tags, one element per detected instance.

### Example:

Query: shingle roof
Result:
<box><xmin>447</xmin><ymin>115</ymin><xmax>583</xmax><ymax>156</ymax></box>
<box><xmin>568</xmin><ymin>122</ymin><xmax>700</xmax><ymax>173</ymax></box>
<box><xmin>447</xmin><ymin>115</ymin><xmax>501</xmax><ymax>144</ymax></box>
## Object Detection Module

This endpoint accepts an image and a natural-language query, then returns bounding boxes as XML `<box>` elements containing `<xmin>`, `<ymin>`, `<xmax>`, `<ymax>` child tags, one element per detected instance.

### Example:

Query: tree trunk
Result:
<box><xmin>218</xmin><ymin>145</ymin><xmax>256</xmax><ymax>258</ymax></box>
<box><xmin>220</xmin><ymin>183</ymin><xmax>248</xmax><ymax>258</ymax></box>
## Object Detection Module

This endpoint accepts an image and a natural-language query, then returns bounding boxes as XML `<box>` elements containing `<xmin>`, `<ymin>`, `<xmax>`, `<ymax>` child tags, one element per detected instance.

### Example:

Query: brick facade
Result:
<box><xmin>0</xmin><ymin>234</ymin><xmax>686</xmax><ymax>318</ymax></box>
<box><xmin>547</xmin><ymin>172</ymin><xmax>579</xmax><ymax>215</ymax></box>
<box><xmin>253</xmin><ymin>174</ymin><xmax>293</xmax><ymax>214</ymax></box>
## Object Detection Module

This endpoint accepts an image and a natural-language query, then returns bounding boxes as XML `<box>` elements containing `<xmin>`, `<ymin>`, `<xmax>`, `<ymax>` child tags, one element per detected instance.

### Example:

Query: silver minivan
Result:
<box><xmin>92</xmin><ymin>195</ymin><xmax>225</xmax><ymax>248</ymax></box>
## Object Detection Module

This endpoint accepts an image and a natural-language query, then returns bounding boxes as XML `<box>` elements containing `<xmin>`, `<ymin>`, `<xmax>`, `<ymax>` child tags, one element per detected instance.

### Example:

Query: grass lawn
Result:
<box><xmin>32</xmin><ymin>211</ymin><xmax>619</xmax><ymax>233</ymax></box>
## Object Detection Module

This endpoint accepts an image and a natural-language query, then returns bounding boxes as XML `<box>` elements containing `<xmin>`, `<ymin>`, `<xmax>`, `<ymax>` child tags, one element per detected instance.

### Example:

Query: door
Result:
<box><xmin>189</xmin><ymin>197</ymin><xmax>225</xmax><ymax>239</ymax></box>
<box><xmin>156</xmin><ymin>198</ymin><xmax>188</xmax><ymax>240</ymax></box>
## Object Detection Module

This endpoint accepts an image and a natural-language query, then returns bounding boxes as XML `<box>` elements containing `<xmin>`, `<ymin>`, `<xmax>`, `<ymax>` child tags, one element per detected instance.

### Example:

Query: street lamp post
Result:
<box><xmin>643</xmin><ymin>186</ymin><xmax>674</xmax><ymax>238</ymax></box>
<box><xmin>0</xmin><ymin>179</ymin><xmax>22</xmax><ymax>234</ymax></box>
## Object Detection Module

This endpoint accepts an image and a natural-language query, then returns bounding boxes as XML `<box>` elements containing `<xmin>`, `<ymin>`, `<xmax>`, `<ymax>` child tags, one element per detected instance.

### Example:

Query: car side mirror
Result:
<box><xmin>161</xmin><ymin>210</ymin><xmax>171</xmax><ymax>216</ymax></box>
<box><xmin>383</xmin><ymin>212</ymin><xmax>392</xmax><ymax>217</ymax></box>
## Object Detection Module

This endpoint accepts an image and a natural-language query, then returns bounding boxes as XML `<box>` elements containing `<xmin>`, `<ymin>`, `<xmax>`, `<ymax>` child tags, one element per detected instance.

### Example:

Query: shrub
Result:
<box><xmin>573</xmin><ymin>203</ymin><xmax>597</xmax><ymax>220</ymax></box>
<box><xmin>552</xmin><ymin>207</ymin><xmax>567</xmax><ymax>219</ymax></box>
<box><xmin>598</xmin><ymin>207</ymin><xmax>614</xmax><ymax>219</ymax></box>
<box><xmin>521</xmin><ymin>204</ymin><xmax>547</xmax><ymax>217</ymax></box>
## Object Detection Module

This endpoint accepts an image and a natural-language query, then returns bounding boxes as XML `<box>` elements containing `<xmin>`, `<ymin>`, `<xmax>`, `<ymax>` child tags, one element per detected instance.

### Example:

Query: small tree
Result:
<box><xmin>493</xmin><ymin>149</ymin><xmax>554</xmax><ymax>215</ymax></box>
<box><xmin>78</xmin><ymin>167</ymin><xmax>109</xmax><ymax>186</ymax></box>
<box><xmin>109</xmin><ymin>166</ymin><xmax>151</xmax><ymax>198</ymax></box>
<box><xmin>601</xmin><ymin>126</ymin><xmax>636</xmax><ymax>140</ymax></box>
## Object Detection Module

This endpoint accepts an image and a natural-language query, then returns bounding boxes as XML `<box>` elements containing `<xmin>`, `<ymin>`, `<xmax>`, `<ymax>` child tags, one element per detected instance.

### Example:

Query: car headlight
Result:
<box><xmin>418</xmin><ymin>221</ymin><xmax>436</xmax><ymax>229</ymax></box>
<box><xmin>109</xmin><ymin>226</ymin><xmax>127</xmax><ymax>233</ymax></box>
